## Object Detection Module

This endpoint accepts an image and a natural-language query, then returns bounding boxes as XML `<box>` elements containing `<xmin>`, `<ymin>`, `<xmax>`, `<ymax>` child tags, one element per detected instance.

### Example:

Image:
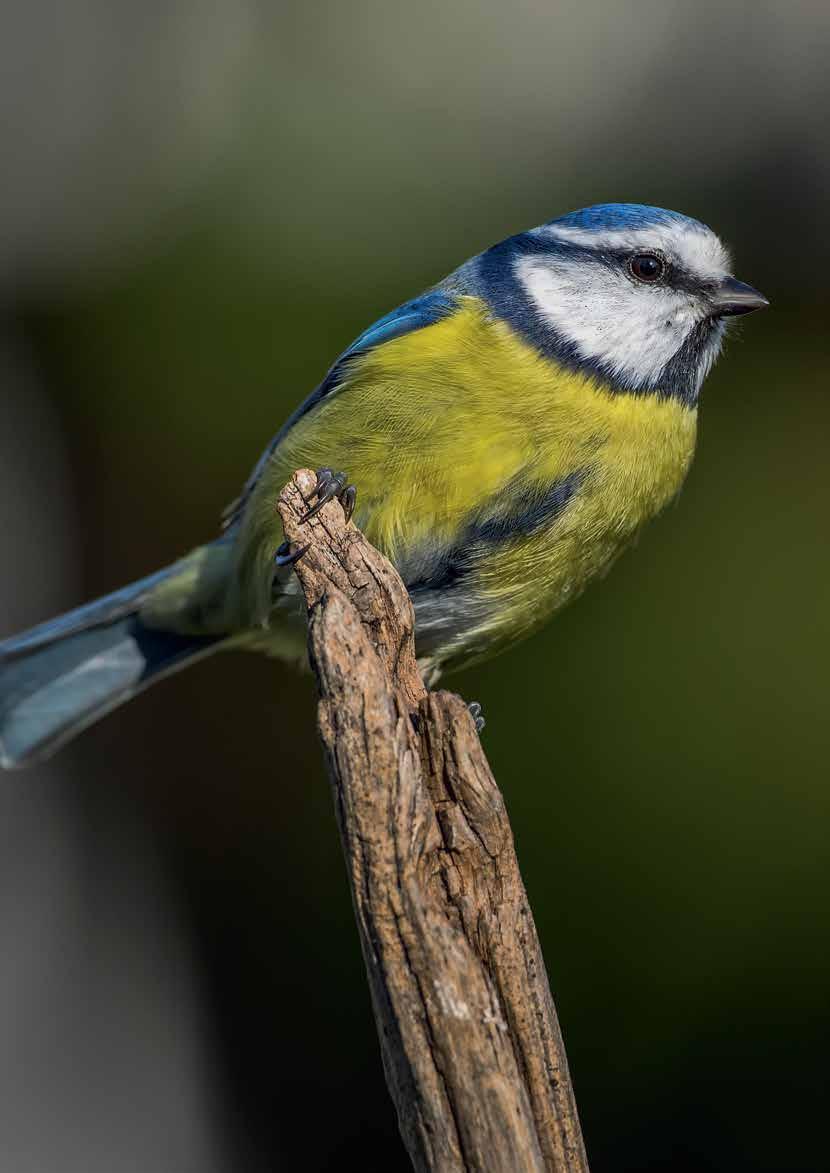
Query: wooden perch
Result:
<box><xmin>278</xmin><ymin>470</ymin><xmax>589</xmax><ymax>1173</ymax></box>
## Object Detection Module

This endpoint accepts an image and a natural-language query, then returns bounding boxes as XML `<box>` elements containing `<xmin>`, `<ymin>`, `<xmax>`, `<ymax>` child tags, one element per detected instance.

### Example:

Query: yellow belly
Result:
<box><xmin>234</xmin><ymin>296</ymin><xmax>698</xmax><ymax>667</ymax></box>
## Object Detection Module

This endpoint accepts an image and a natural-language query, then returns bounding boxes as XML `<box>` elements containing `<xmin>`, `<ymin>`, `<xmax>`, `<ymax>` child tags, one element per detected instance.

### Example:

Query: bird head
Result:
<box><xmin>479</xmin><ymin>203</ymin><xmax>768</xmax><ymax>404</ymax></box>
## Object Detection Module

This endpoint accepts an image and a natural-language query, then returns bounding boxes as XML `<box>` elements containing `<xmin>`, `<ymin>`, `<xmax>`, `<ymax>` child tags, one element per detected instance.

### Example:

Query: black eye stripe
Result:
<box><xmin>510</xmin><ymin>235</ymin><xmax>709</xmax><ymax>295</ymax></box>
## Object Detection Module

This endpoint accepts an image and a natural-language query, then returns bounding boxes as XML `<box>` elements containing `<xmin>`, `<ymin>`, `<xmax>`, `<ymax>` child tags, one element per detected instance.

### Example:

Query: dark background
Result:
<box><xmin>1</xmin><ymin>3</ymin><xmax>828</xmax><ymax>1170</ymax></box>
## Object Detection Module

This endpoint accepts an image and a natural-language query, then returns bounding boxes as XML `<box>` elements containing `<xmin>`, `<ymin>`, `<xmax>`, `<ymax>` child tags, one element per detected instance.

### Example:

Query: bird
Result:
<box><xmin>0</xmin><ymin>203</ymin><xmax>768</xmax><ymax>768</ymax></box>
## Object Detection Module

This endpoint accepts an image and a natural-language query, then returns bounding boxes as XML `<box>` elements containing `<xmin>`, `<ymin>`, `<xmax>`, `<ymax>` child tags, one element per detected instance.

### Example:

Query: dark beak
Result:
<box><xmin>712</xmin><ymin>276</ymin><xmax>769</xmax><ymax>317</ymax></box>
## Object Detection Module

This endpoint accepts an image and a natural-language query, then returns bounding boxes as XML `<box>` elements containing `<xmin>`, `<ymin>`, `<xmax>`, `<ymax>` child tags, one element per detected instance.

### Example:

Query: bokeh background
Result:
<box><xmin>1</xmin><ymin>2</ymin><xmax>828</xmax><ymax>1170</ymax></box>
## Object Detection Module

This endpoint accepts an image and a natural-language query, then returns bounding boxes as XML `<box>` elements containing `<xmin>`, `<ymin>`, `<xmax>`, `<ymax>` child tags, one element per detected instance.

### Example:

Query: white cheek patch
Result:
<box><xmin>516</xmin><ymin>254</ymin><xmax>702</xmax><ymax>389</ymax></box>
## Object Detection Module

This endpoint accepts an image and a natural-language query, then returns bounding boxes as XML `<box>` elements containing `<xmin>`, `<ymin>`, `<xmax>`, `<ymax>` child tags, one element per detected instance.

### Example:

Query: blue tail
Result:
<box><xmin>0</xmin><ymin>567</ymin><xmax>222</xmax><ymax>769</ymax></box>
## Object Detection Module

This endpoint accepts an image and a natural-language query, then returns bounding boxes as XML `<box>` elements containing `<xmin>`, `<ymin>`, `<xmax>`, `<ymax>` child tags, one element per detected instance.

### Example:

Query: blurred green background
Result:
<box><xmin>1</xmin><ymin>2</ymin><xmax>828</xmax><ymax>1170</ymax></box>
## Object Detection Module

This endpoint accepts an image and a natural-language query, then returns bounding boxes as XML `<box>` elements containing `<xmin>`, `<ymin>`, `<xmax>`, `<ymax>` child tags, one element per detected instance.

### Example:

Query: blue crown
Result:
<box><xmin>547</xmin><ymin>203</ymin><xmax>704</xmax><ymax>233</ymax></box>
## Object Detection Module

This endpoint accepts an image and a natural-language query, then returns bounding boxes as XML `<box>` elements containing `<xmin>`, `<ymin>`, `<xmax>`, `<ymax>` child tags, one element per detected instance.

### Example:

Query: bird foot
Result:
<box><xmin>467</xmin><ymin>701</ymin><xmax>486</xmax><ymax>734</ymax></box>
<box><xmin>274</xmin><ymin>468</ymin><xmax>356</xmax><ymax>571</ymax></box>
<box><xmin>274</xmin><ymin>540</ymin><xmax>310</xmax><ymax>567</ymax></box>
<box><xmin>300</xmin><ymin>467</ymin><xmax>357</xmax><ymax>524</ymax></box>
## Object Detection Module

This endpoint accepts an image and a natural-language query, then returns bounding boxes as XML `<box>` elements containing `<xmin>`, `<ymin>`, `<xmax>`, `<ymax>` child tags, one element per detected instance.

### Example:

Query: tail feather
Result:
<box><xmin>0</xmin><ymin>564</ymin><xmax>197</xmax><ymax>661</ymax></box>
<box><xmin>0</xmin><ymin>582</ymin><xmax>223</xmax><ymax>770</ymax></box>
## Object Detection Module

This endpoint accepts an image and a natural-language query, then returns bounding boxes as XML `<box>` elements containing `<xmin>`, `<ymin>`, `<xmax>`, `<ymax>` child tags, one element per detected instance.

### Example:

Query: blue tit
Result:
<box><xmin>0</xmin><ymin>203</ymin><xmax>768</xmax><ymax>767</ymax></box>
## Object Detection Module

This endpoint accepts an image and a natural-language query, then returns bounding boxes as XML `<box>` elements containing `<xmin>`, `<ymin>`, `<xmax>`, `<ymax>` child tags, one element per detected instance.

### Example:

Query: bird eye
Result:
<box><xmin>628</xmin><ymin>253</ymin><xmax>665</xmax><ymax>283</ymax></box>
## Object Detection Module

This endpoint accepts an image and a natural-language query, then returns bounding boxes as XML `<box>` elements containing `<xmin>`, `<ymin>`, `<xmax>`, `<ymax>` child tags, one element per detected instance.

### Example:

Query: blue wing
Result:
<box><xmin>223</xmin><ymin>288</ymin><xmax>457</xmax><ymax>528</ymax></box>
<box><xmin>343</xmin><ymin>289</ymin><xmax>456</xmax><ymax>356</ymax></box>
<box><xmin>289</xmin><ymin>288</ymin><xmax>457</xmax><ymax>425</ymax></box>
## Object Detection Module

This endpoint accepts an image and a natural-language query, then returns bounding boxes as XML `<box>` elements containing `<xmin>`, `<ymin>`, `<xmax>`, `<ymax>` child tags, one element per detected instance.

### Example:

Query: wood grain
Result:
<box><xmin>278</xmin><ymin>469</ymin><xmax>589</xmax><ymax>1172</ymax></box>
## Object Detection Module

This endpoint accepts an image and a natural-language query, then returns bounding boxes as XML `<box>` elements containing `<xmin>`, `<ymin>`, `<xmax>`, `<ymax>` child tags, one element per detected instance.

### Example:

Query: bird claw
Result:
<box><xmin>274</xmin><ymin>540</ymin><xmax>310</xmax><ymax>567</ymax></box>
<box><xmin>303</xmin><ymin>468</ymin><xmax>333</xmax><ymax>505</ymax></box>
<box><xmin>340</xmin><ymin>484</ymin><xmax>357</xmax><ymax>524</ymax></box>
<box><xmin>467</xmin><ymin>701</ymin><xmax>486</xmax><ymax>734</ymax></box>
<box><xmin>299</xmin><ymin>467</ymin><xmax>358</xmax><ymax>525</ymax></box>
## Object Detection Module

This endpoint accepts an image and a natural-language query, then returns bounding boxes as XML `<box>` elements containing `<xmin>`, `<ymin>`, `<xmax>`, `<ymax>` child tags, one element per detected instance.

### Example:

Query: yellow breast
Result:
<box><xmin>237</xmin><ymin>297</ymin><xmax>698</xmax><ymax>660</ymax></box>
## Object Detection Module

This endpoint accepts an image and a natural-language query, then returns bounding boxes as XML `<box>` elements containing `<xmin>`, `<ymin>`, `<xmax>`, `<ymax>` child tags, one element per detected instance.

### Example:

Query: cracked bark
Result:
<box><xmin>278</xmin><ymin>469</ymin><xmax>589</xmax><ymax>1173</ymax></box>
